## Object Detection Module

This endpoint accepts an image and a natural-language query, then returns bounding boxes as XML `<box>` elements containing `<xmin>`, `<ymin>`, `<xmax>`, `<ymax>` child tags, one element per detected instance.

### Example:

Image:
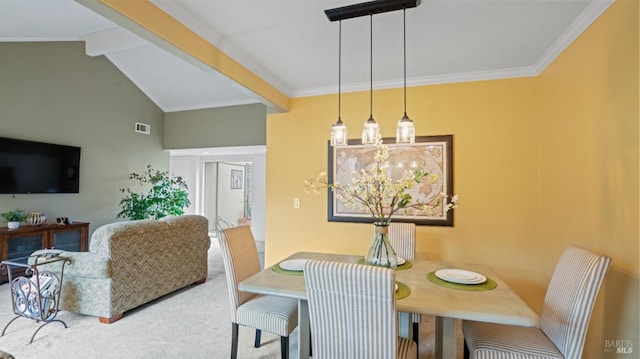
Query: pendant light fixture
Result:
<box><xmin>362</xmin><ymin>14</ymin><xmax>380</xmax><ymax>145</ymax></box>
<box><xmin>330</xmin><ymin>20</ymin><xmax>348</xmax><ymax>146</ymax></box>
<box><xmin>396</xmin><ymin>8</ymin><xmax>415</xmax><ymax>144</ymax></box>
<box><xmin>325</xmin><ymin>0</ymin><xmax>420</xmax><ymax>146</ymax></box>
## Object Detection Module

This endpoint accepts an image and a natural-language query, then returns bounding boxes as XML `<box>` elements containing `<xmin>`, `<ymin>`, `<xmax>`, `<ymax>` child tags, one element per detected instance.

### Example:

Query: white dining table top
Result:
<box><xmin>238</xmin><ymin>251</ymin><xmax>540</xmax><ymax>328</ymax></box>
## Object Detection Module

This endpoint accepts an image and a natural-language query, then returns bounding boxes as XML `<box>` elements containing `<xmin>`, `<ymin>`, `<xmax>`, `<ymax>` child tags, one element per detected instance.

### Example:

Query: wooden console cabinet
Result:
<box><xmin>0</xmin><ymin>222</ymin><xmax>89</xmax><ymax>282</ymax></box>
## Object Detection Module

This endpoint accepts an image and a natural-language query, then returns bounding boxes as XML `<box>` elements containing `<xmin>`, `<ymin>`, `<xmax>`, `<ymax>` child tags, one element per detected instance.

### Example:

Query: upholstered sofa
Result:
<box><xmin>41</xmin><ymin>215</ymin><xmax>210</xmax><ymax>324</ymax></box>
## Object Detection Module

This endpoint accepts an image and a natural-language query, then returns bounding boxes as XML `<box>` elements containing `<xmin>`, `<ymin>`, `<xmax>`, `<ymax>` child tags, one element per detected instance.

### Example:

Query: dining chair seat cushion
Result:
<box><xmin>397</xmin><ymin>337</ymin><xmax>418</xmax><ymax>359</ymax></box>
<box><xmin>463</xmin><ymin>321</ymin><xmax>564</xmax><ymax>359</ymax></box>
<box><xmin>236</xmin><ymin>294</ymin><xmax>298</xmax><ymax>337</ymax></box>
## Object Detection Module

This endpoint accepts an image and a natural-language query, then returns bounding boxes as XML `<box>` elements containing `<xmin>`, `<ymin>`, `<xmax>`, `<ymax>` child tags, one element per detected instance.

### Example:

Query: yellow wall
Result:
<box><xmin>267</xmin><ymin>78</ymin><xmax>542</xmax><ymax>309</ymax></box>
<box><xmin>266</xmin><ymin>1</ymin><xmax>639</xmax><ymax>357</ymax></box>
<box><xmin>538</xmin><ymin>1</ymin><xmax>639</xmax><ymax>357</ymax></box>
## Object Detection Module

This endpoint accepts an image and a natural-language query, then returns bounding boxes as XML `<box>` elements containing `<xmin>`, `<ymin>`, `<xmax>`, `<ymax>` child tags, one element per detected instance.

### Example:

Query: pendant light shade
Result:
<box><xmin>396</xmin><ymin>113</ymin><xmax>415</xmax><ymax>144</ymax></box>
<box><xmin>362</xmin><ymin>14</ymin><xmax>379</xmax><ymax>145</ymax></box>
<box><xmin>330</xmin><ymin>20</ymin><xmax>348</xmax><ymax>146</ymax></box>
<box><xmin>325</xmin><ymin>0</ymin><xmax>420</xmax><ymax>146</ymax></box>
<box><xmin>362</xmin><ymin>115</ymin><xmax>379</xmax><ymax>145</ymax></box>
<box><xmin>396</xmin><ymin>8</ymin><xmax>415</xmax><ymax>144</ymax></box>
<box><xmin>331</xmin><ymin>117</ymin><xmax>347</xmax><ymax>146</ymax></box>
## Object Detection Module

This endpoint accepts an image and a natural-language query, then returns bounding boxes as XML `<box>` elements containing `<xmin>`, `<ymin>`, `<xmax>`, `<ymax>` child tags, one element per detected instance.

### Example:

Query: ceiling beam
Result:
<box><xmin>76</xmin><ymin>0</ymin><xmax>290</xmax><ymax>113</ymax></box>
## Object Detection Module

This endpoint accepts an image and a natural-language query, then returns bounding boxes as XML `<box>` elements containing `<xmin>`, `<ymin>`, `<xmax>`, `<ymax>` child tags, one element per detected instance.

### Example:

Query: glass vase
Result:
<box><xmin>364</xmin><ymin>223</ymin><xmax>398</xmax><ymax>269</ymax></box>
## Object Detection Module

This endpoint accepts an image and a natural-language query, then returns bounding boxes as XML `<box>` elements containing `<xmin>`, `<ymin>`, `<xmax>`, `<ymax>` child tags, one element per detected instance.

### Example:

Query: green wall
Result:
<box><xmin>0</xmin><ymin>42</ymin><xmax>167</xmax><ymax>232</ymax></box>
<box><xmin>164</xmin><ymin>103</ymin><xmax>267</xmax><ymax>149</ymax></box>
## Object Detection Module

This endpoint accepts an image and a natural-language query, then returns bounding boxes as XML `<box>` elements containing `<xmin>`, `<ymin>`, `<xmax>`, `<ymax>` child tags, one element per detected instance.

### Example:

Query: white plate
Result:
<box><xmin>436</xmin><ymin>269</ymin><xmax>486</xmax><ymax>284</ymax></box>
<box><xmin>279</xmin><ymin>259</ymin><xmax>310</xmax><ymax>271</ymax></box>
<box><xmin>435</xmin><ymin>269</ymin><xmax>486</xmax><ymax>284</ymax></box>
<box><xmin>397</xmin><ymin>257</ymin><xmax>406</xmax><ymax>265</ymax></box>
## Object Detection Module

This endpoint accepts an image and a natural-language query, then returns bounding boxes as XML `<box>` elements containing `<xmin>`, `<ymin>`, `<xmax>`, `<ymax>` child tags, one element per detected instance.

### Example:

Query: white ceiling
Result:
<box><xmin>1</xmin><ymin>0</ymin><xmax>612</xmax><ymax>113</ymax></box>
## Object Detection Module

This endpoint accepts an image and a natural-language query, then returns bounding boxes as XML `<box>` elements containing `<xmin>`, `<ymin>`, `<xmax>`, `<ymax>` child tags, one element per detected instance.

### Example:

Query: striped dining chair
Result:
<box><xmin>218</xmin><ymin>226</ymin><xmax>298</xmax><ymax>359</ymax></box>
<box><xmin>304</xmin><ymin>260</ymin><xmax>417</xmax><ymax>359</ymax></box>
<box><xmin>389</xmin><ymin>222</ymin><xmax>421</xmax><ymax>350</ymax></box>
<box><xmin>462</xmin><ymin>245</ymin><xmax>612</xmax><ymax>359</ymax></box>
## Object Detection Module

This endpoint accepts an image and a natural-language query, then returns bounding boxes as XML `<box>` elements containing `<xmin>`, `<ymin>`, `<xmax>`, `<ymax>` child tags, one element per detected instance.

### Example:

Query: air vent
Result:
<box><xmin>135</xmin><ymin>122</ymin><xmax>150</xmax><ymax>135</ymax></box>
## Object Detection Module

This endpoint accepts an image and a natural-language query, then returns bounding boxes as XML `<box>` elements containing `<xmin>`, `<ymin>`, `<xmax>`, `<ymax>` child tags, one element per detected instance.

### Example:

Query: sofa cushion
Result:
<box><xmin>89</xmin><ymin>219</ymin><xmax>167</xmax><ymax>256</ymax></box>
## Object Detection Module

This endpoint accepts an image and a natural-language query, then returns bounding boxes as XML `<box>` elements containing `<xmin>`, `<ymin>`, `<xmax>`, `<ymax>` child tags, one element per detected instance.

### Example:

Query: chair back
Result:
<box><xmin>218</xmin><ymin>226</ymin><xmax>262</xmax><ymax>322</ymax></box>
<box><xmin>540</xmin><ymin>245</ymin><xmax>611</xmax><ymax>359</ymax></box>
<box><xmin>389</xmin><ymin>222</ymin><xmax>416</xmax><ymax>260</ymax></box>
<box><xmin>304</xmin><ymin>260</ymin><xmax>398</xmax><ymax>359</ymax></box>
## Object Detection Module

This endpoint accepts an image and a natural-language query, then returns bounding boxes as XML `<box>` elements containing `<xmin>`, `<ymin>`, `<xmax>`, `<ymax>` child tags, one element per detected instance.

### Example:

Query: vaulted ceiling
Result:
<box><xmin>1</xmin><ymin>0</ymin><xmax>612</xmax><ymax>113</ymax></box>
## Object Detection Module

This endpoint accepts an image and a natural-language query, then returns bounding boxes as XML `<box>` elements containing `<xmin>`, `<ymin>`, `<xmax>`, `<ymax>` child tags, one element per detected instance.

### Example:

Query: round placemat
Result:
<box><xmin>357</xmin><ymin>258</ymin><xmax>413</xmax><ymax>270</ymax></box>
<box><xmin>272</xmin><ymin>263</ymin><xmax>304</xmax><ymax>276</ymax></box>
<box><xmin>426</xmin><ymin>271</ymin><xmax>497</xmax><ymax>291</ymax></box>
<box><xmin>395</xmin><ymin>281</ymin><xmax>410</xmax><ymax>300</ymax></box>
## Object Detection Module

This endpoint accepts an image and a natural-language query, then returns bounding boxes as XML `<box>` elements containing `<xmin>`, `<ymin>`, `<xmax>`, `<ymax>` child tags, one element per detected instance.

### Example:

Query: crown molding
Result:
<box><xmin>163</xmin><ymin>99</ymin><xmax>261</xmax><ymax>113</ymax></box>
<box><xmin>292</xmin><ymin>66</ymin><xmax>538</xmax><ymax>98</ymax></box>
<box><xmin>532</xmin><ymin>0</ymin><xmax>614</xmax><ymax>74</ymax></box>
<box><xmin>293</xmin><ymin>0</ymin><xmax>613</xmax><ymax>99</ymax></box>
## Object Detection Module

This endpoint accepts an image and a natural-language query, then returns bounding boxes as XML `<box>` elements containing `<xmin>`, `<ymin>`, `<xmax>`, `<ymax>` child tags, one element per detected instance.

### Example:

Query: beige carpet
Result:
<box><xmin>0</xmin><ymin>240</ymin><xmax>463</xmax><ymax>358</ymax></box>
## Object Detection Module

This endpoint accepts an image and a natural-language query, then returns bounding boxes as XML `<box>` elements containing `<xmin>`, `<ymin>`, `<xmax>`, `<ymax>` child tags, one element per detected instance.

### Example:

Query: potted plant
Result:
<box><xmin>1</xmin><ymin>209</ymin><xmax>26</xmax><ymax>229</ymax></box>
<box><xmin>117</xmin><ymin>164</ymin><xmax>191</xmax><ymax>220</ymax></box>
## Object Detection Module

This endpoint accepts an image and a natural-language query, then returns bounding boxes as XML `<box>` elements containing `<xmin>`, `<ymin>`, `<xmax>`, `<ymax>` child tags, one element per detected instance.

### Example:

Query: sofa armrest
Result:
<box><xmin>59</xmin><ymin>252</ymin><xmax>112</xmax><ymax>279</ymax></box>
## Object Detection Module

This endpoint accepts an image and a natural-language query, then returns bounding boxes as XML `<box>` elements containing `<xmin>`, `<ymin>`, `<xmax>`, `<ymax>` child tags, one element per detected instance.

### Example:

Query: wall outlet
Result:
<box><xmin>293</xmin><ymin>198</ymin><xmax>301</xmax><ymax>209</ymax></box>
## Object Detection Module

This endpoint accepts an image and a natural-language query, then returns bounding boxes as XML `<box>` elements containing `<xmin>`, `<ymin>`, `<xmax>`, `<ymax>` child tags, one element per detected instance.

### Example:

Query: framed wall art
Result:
<box><xmin>327</xmin><ymin>135</ymin><xmax>454</xmax><ymax>226</ymax></box>
<box><xmin>231</xmin><ymin>169</ymin><xmax>243</xmax><ymax>190</ymax></box>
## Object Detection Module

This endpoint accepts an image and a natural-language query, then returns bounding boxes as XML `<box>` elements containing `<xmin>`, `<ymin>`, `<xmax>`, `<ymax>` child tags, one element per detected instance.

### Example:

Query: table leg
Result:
<box><xmin>297</xmin><ymin>299</ymin><xmax>310</xmax><ymax>359</ymax></box>
<box><xmin>397</xmin><ymin>312</ymin><xmax>413</xmax><ymax>339</ymax></box>
<box><xmin>434</xmin><ymin>316</ymin><xmax>457</xmax><ymax>359</ymax></box>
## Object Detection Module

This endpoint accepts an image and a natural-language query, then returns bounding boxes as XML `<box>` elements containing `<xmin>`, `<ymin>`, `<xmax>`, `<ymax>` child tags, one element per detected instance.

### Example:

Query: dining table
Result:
<box><xmin>238</xmin><ymin>251</ymin><xmax>540</xmax><ymax>359</ymax></box>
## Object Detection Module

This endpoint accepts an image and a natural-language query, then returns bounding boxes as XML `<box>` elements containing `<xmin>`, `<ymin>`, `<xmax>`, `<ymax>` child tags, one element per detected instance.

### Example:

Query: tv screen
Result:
<box><xmin>0</xmin><ymin>137</ymin><xmax>81</xmax><ymax>194</ymax></box>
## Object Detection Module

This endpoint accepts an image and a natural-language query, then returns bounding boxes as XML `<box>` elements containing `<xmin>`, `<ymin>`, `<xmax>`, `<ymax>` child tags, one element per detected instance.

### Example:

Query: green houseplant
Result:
<box><xmin>117</xmin><ymin>165</ymin><xmax>190</xmax><ymax>220</ymax></box>
<box><xmin>1</xmin><ymin>209</ymin><xmax>26</xmax><ymax>229</ymax></box>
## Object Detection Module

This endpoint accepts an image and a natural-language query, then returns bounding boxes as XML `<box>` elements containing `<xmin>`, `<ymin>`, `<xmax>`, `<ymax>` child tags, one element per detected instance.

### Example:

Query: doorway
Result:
<box><xmin>204</xmin><ymin>161</ymin><xmax>252</xmax><ymax>232</ymax></box>
<box><xmin>169</xmin><ymin>146</ymin><xmax>266</xmax><ymax>243</ymax></box>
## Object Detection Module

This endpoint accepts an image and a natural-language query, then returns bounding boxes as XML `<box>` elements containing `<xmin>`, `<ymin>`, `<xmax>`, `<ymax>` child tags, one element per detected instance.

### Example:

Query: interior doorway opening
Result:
<box><xmin>204</xmin><ymin>161</ymin><xmax>252</xmax><ymax>233</ymax></box>
<box><xmin>169</xmin><ymin>145</ymin><xmax>266</xmax><ymax>244</ymax></box>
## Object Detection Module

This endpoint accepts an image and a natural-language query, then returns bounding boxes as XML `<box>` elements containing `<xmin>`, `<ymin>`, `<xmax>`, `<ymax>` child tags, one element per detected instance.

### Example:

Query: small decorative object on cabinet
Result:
<box><xmin>56</xmin><ymin>217</ymin><xmax>71</xmax><ymax>225</ymax></box>
<box><xmin>0</xmin><ymin>255</ymin><xmax>71</xmax><ymax>343</ymax></box>
<box><xmin>25</xmin><ymin>212</ymin><xmax>47</xmax><ymax>226</ymax></box>
<box><xmin>1</xmin><ymin>210</ymin><xmax>26</xmax><ymax>230</ymax></box>
<box><xmin>0</xmin><ymin>222</ymin><xmax>89</xmax><ymax>283</ymax></box>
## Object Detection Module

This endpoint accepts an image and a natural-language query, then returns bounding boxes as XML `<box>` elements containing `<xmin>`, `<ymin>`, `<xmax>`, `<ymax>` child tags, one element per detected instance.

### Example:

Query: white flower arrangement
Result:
<box><xmin>305</xmin><ymin>136</ymin><xmax>458</xmax><ymax>224</ymax></box>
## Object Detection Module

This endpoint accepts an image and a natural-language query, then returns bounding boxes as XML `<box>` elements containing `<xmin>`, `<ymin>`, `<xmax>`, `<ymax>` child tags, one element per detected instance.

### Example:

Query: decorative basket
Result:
<box><xmin>25</xmin><ymin>212</ymin><xmax>47</xmax><ymax>226</ymax></box>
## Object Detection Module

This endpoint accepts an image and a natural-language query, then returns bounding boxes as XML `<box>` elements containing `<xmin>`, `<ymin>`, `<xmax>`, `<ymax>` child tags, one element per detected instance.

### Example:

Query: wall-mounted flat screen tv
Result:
<box><xmin>0</xmin><ymin>137</ymin><xmax>81</xmax><ymax>194</ymax></box>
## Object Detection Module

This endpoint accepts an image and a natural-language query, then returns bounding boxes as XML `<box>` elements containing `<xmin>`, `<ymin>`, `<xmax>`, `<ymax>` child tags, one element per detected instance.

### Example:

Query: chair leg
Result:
<box><xmin>254</xmin><ymin>329</ymin><xmax>262</xmax><ymax>348</ymax></box>
<box><xmin>412</xmin><ymin>321</ymin><xmax>419</xmax><ymax>359</ymax></box>
<box><xmin>280</xmin><ymin>336</ymin><xmax>289</xmax><ymax>359</ymax></box>
<box><xmin>231</xmin><ymin>323</ymin><xmax>239</xmax><ymax>359</ymax></box>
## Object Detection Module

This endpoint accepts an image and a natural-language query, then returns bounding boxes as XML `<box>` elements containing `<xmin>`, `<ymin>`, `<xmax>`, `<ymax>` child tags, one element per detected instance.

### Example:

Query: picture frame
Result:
<box><xmin>327</xmin><ymin>135</ymin><xmax>454</xmax><ymax>226</ymax></box>
<box><xmin>231</xmin><ymin>169</ymin><xmax>243</xmax><ymax>190</ymax></box>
